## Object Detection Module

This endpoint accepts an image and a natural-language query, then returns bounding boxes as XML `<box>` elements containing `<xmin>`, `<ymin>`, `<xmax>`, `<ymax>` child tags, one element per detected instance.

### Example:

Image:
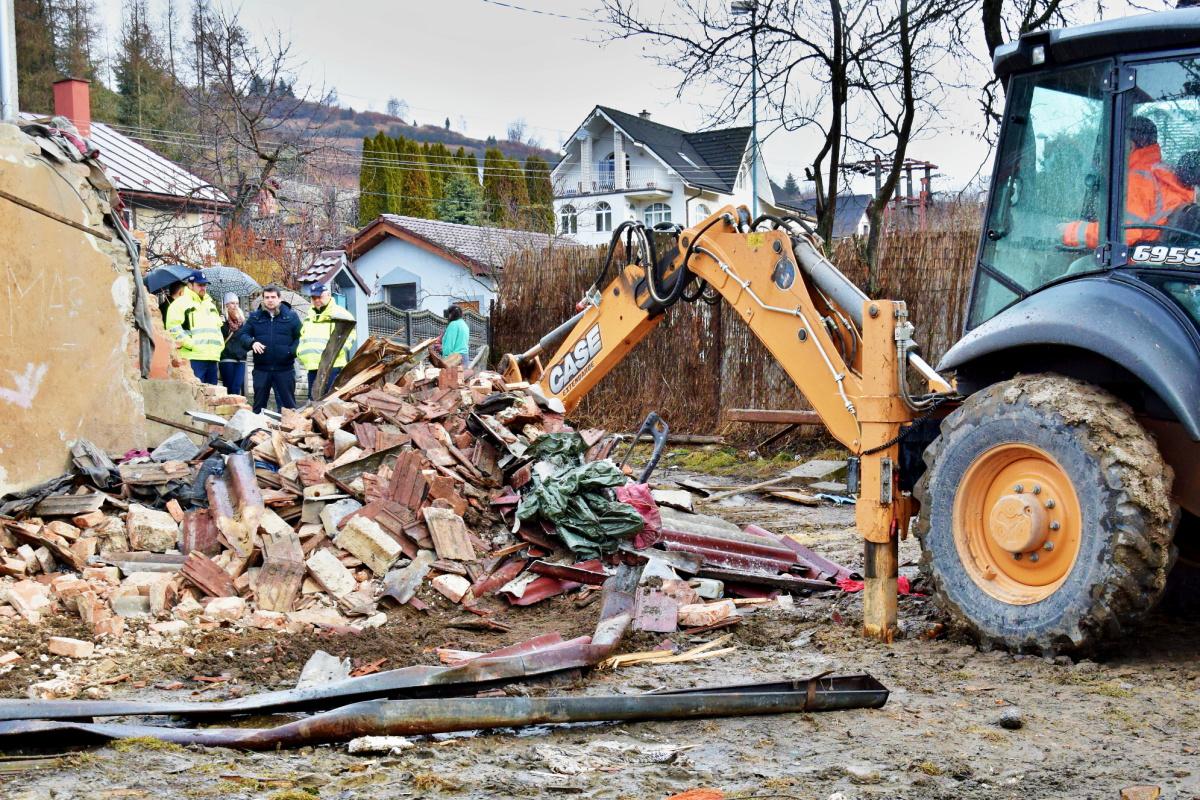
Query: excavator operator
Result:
<box><xmin>1060</xmin><ymin>116</ymin><xmax>1193</xmax><ymax>249</ymax></box>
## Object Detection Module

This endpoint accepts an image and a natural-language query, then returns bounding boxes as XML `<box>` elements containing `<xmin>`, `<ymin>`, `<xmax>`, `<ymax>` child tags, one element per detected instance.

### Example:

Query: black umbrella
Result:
<box><xmin>144</xmin><ymin>264</ymin><xmax>194</xmax><ymax>294</ymax></box>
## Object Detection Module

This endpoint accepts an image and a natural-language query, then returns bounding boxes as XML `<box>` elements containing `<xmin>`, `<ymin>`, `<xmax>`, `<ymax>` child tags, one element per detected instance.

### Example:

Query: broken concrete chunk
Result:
<box><xmin>111</xmin><ymin>595</ymin><xmax>152</xmax><ymax>617</ymax></box>
<box><xmin>382</xmin><ymin>550</ymin><xmax>436</xmax><ymax>605</ymax></box>
<box><xmin>347</xmin><ymin>736</ymin><xmax>414</xmax><ymax>755</ymax></box>
<box><xmin>296</xmin><ymin>650</ymin><xmax>352</xmax><ymax>689</ymax></box>
<box><xmin>320</xmin><ymin>498</ymin><xmax>363</xmax><ymax>537</ymax></box>
<box><xmin>306</xmin><ymin>549</ymin><xmax>357</xmax><ymax>598</ymax></box>
<box><xmin>431</xmin><ymin>573</ymin><xmax>472</xmax><ymax>604</ymax></box>
<box><xmin>151</xmin><ymin>431</ymin><xmax>202</xmax><ymax>463</ymax></box>
<box><xmin>204</xmin><ymin>595</ymin><xmax>247</xmax><ymax>622</ymax></box>
<box><xmin>48</xmin><ymin>637</ymin><xmax>94</xmax><ymax>658</ymax></box>
<box><xmin>223</xmin><ymin>408</ymin><xmax>273</xmax><ymax>440</ymax></box>
<box><xmin>150</xmin><ymin>620</ymin><xmax>189</xmax><ymax>636</ymax></box>
<box><xmin>126</xmin><ymin>504</ymin><xmax>180</xmax><ymax>553</ymax></box>
<box><xmin>3</xmin><ymin>580</ymin><xmax>52</xmax><ymax>624</ymax></box>
<box><xmin>27</xmin><ymin>677</ymin><xmax>80</xmax><ymax>700</ymax></box>
<box><xmin>336</xmin><ymin>516</ymin><xmax>402</xmax><ymax>576</ymax></box>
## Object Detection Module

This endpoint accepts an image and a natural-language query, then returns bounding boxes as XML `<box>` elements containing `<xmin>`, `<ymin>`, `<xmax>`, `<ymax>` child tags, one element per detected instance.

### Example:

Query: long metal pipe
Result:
<box><xmin>0</xmin><ymin>0</ymin><xmax>17</xmax><ymax>121</ymax></box>
<box><xmin>0</xmin><ymin>676</ymin><xmax>888</xmax><ymax>750</ymax></box>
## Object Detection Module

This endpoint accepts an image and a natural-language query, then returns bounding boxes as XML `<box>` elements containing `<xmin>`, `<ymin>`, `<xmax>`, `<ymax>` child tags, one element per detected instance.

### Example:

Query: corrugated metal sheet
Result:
<box><xmin>20</xmin><ymin>113</ymin><xmax>231</xmax><ymax>206</ymax></box>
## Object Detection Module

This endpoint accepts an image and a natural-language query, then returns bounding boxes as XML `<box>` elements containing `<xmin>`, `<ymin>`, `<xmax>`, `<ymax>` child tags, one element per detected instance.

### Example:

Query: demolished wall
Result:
<box><xmin>0</xmin><ymin>122</ymin><xmax>147</xmax><ymax>494</ymax></box>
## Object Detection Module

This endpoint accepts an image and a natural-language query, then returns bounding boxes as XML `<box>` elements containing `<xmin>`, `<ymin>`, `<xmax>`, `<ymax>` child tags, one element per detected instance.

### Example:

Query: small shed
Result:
<box><xmin>296</xmin><ymin>250</ymin><xmax>371</xmax><ymax>352</ymax></box>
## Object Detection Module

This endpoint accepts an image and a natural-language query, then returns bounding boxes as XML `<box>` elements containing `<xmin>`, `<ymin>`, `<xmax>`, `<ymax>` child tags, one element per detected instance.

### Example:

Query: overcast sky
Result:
<box><xmin>92</xmin><ymin>0</ymin><xmax>1163</xmax><ymax>194</ymax></box>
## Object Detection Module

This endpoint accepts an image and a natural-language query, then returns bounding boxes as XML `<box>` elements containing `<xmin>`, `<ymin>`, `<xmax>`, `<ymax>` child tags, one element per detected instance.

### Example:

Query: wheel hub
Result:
<box><xmin>953</xmin><ymin>443</ymin><xmax>1083</xmax><ymax>605</ymax></box>
<box><xmin>988</xmin><ymin>493</ymin><xmax>1048</xmax><ymax>553</ymax></box>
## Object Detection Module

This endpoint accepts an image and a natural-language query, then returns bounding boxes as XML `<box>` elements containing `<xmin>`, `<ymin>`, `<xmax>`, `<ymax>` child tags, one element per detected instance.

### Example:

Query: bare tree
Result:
<box><xmin>184</xmin><ymin>7</ymin><xmax>337</xmax><ymax>252</ymax></box>
<box><xmin>601</xmin><ymin>0</ymin><xmax>969</xmax><ymax>285</ymax></box>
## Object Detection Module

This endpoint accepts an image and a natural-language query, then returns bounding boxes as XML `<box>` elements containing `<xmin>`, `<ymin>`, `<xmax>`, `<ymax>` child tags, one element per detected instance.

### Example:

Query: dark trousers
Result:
<box><xmin>219</xmin><ymin>361</ymin><xmax>246</xmax><ymax>396</ymax></box>
<box><xmin>252</xmin><ymin>368</ymin><xmax>297</xmax><ymax>413</ymax></box>
<box><xmin>307</xmin><ymin>367</ymin><xmax>342</xmax><ymax>400</ymax></box>
<box><xmin>190</xmin><ymin>360</ymin><xmax>219</xmax><ymax>385</ymax></box>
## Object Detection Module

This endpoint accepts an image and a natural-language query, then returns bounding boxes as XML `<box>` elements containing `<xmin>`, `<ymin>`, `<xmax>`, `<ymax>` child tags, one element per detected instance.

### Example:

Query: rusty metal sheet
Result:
<box><xmin>747</xmin><ymin>524</ymin><xmax>859</xmax><ymax>582</ymax></box>
<box><xmin>663</xmin><ymin>541</ymin><xmax>794</xmax><ymax>574</ymax></box>
<box><xmin>0</xmin><ymin>675</ymin><xmax>887</xmax><ymax>749</ymax></box>
<box><xmin>528</xmin><ymin>560</ymin><xmax>607</xmax><ymax>586</ymax></box>
<box><xmin>697</xmin><ymin>566</ymin><xmax>840</xmax><ymax>592</ymax></box>
<box><xmin>660</xmin><ymin>528</ymin><xmax>797</xmax><ymax>564</ymax></box>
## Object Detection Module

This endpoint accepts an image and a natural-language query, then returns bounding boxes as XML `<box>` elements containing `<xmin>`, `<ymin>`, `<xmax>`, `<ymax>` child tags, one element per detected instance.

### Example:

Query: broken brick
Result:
<box><xmin>48</xmin><ymin>637</ymin><xmax>94</xmax><ymax>658</ymax></box>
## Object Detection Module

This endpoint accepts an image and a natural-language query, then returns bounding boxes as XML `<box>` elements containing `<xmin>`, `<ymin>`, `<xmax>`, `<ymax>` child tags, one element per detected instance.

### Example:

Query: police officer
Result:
<box><xmin>298</xmin><ymin>283</ymin><xmax>355</xmax><ymax>399</ymax></box>
<box><xmin>164</xmin><ymin>270</ymin><xmax>223</xmax><ymax>385</ymax></box>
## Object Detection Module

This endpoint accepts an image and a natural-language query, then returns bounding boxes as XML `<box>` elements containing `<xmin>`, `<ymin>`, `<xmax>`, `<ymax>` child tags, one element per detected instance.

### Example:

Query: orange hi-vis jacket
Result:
<box><xmin>1062</xmin><ymin>143</ymin><xmax>1194</xmax><ymax>250</ymax></box>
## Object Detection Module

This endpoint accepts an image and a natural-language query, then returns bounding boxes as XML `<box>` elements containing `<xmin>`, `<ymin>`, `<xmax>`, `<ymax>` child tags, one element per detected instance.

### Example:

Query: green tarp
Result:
<box><xmin>516</xmin><ymin>435</ymin><xmax>643</xmax><ymax>559</ymax></box>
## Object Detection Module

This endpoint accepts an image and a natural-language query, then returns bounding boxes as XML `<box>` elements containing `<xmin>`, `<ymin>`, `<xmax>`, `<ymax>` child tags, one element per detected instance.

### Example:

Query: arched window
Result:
<box><xmin>598</xmin><ymin>152</ymin><xmax>631</xmax><ymax>188</ymax></box>
<box><xmin>559</xmin><ymin>204</ymin><xmax>577</xmax><ymax>234</ymax></box>
<box><xmin>644</xmin><ymin>202</ymin><xmax>672</xmax><ymax>227</ymax></box>
<box><xmin>595</xmin><ymin>201</ymin><xmax>612</xmax><ymax>233</ymax></box>
<box><xmin>695</xmin><ymin>203</ymin><xmax>712</xmax><ymax>219</ymax></box>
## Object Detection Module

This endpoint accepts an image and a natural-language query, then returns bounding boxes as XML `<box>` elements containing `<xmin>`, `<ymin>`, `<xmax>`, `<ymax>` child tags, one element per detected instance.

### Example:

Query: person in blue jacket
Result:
<box><xmin>235</xmin><ymin>284</ymin><xmax>302</xmax><ymax>413</ymax></box>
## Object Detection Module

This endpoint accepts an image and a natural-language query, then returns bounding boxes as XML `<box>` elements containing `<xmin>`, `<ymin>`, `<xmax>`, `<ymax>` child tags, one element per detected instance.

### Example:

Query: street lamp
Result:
<box><xmin>731</xmin><ymin>0</ymin><xmax>758</xmax><ymax>217</ymax></box>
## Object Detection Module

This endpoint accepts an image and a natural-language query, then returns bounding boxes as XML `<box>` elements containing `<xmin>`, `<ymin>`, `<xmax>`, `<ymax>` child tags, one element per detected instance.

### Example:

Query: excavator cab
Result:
<box><xmin>923</xmin><ymin>9</ymin><xmax>1200</xmax><ymax>652</ymax></box>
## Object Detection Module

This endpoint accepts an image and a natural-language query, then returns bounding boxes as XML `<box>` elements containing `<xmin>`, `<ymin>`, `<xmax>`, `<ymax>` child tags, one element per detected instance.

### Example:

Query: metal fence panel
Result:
<box><xmin>367</xmin><ymin>303</ymin><xmax>489</xmax><ymax>360</ymax></box>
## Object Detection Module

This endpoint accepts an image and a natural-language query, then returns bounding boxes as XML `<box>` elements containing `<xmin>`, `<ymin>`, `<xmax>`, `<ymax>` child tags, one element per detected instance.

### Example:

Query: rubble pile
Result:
<box><xmin>0</xmin><ymin>335</ymin><xmax>856</xmax><ymax>670</ymax></box>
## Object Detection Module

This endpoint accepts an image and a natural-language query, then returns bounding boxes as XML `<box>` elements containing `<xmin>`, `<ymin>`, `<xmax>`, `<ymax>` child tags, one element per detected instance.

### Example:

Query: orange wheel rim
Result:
<box><xmin>953</xmin><ymin>443</ymin><xmax>1082</xmax><ymax>605</ymax></box>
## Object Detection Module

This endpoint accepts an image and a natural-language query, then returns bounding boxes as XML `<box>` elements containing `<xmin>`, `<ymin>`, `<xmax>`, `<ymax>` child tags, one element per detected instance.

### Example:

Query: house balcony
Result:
<box><xmin>555</xmin><ymin>168</ymin><xmax>673</xmax><ymax>200</ymax></box>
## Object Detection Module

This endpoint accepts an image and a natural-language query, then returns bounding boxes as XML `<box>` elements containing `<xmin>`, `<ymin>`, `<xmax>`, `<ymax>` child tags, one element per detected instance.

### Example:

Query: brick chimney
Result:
<box><xmin>52</xmin><ymin>78</ymin><xmax>90</xmax><ymax>137</ymax></box>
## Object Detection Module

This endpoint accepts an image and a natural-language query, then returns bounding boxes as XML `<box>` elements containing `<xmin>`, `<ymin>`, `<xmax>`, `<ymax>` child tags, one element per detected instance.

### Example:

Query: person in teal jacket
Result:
<box><xmin>441</xmin><ymin>305</ymin><xmax>471</xmax><ymax>363</ymax></box>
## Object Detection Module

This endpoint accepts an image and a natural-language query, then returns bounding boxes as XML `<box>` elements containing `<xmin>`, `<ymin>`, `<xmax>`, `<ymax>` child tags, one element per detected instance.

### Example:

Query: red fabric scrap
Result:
<box><xmin>616</xmin><ymin>483</ymin><xmax>662</xmax><ymax>548</ymax></box>
<box><xmin>837</xmin><ymin>575</ymin><xmax>915</xmax><ymax>595</ymax></box>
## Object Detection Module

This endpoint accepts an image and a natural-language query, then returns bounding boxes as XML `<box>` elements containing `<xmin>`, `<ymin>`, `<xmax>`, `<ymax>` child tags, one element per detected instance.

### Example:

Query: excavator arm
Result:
<box><xmin>501</xmin><ymin>205</ymin><xmax>954</xmax><ymax>641</ymax></box>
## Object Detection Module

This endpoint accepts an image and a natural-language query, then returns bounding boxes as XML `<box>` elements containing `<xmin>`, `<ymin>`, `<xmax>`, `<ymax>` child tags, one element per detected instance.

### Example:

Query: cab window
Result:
<box><xmin>1121</xmin><ymin>58</ymin><xmax>1200</xmax><ymax>266</ymax></box>
<box><xmin>971</xmin><ymin>61</ymin><xmax>1112</xmax><ymax>328</ymax></box>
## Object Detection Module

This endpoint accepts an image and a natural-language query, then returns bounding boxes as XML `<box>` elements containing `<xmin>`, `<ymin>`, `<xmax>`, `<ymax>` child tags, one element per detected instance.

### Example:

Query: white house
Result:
<box><xmin>346</xmin><ymin>214</ymin><xmax>575</xmax><ymax>317</ymax></box>
<box><xmin>551</xmin><ymin>106</ymin><xmax>805</xmax><ymax>245</ymax></box>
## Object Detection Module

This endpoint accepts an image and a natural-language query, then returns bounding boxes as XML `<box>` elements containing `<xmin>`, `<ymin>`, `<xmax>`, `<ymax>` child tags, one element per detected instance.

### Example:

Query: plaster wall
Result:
<box><xmin>352</xmin><ymin>237</ymin><xmax>497</xmax><ymax>314</ymax></box>
<box><xmin>0</xmin><ymin>123</ymin><xmax>147</xmax><ymax>494</ymax></box>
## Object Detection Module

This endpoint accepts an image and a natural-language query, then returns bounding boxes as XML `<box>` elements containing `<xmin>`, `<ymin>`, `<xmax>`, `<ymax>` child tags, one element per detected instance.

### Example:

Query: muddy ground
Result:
<box><xmin>2</xmin><ymin>458</ymin><xmax>1198</xmax><ymax>800</ymax></box>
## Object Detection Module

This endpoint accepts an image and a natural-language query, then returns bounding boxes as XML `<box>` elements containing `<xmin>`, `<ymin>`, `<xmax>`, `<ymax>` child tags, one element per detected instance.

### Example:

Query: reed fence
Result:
<box><xmin>492</xmin><ymin>229</ymin><xmax>978</xmax><ymax>441</ymax></box>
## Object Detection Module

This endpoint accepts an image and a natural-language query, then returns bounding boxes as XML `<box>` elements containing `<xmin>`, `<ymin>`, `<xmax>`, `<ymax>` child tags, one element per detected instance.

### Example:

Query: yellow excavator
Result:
<box><xmin>505</xmin><ymin>7</ymin><xmax>1200</xmax><ymax>653</ymax></box>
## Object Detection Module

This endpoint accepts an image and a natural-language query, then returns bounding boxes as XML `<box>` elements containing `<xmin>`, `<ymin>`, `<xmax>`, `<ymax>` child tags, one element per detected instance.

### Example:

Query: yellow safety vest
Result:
<box><xmin>164</xmin><ymin>287</ymin><xmax>224</xmax><ymax>361</ymax></box>
<box><xmin>298</xmin><ymin>302</ymin><xmax>355</xmax><ymax>370</ymax></box>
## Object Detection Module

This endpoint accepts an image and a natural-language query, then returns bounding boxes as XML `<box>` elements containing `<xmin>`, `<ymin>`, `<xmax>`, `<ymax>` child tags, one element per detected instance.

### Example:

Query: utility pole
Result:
<box><xmin>732</xmin><ymin>1</ymin><xmax>758</xmax><ymax>218</ymax></box>
<box><xmin>0</xmin><ymin>0</ymin><xmax>18</xmax><ymax>121</ymax></box>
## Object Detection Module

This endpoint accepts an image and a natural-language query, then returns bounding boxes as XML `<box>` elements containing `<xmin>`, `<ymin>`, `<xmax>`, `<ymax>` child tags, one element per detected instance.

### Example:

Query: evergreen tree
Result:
<box><xmin>115</xmin><ymin>0</ymin><xmax>183</xmax><ymax>139</ymax></box>
<box><xmin>15</xmin><ymin>0</ymin><xmax>58</xmax><ymax>114</ymax></box>
<box><xmin>398</xmin><ymin>138</ymin><xmax>434</xmax><ymax>218</ymax></box>
<box><xmin>358</xmin><ymin>134</ymin><xmax>385</xmax><ymax>225</ymax></box>
<box><xmin>444</xmin><ymin>117</ymin><xmax>450</xmax><ymax>130</ymax></box>
<box><xmin>482</xmin><ymin>148</ymin><xmax>531</xmax><ymax>228</ymax></box>
<box><xmin>454</xmin><ymin>146</ymin><xmax>478</xmax><ymax>181</ymax></box>
<box><xmin>381</xmin><ymin>133</ymin><xmax>403</xmax><ymax>215</ymax></box>
<box><xmin>783</xmin><ymin>172</ymin><xmax>800</xmax><ymax>196</ymax></box>
<box><xmin>523</xmin><ymin>155</ymin><xmax>555</xmax><ymax>233</ymax></box>
<box><xmin>423</xmin><ymin>141</ymin><xmax>446</xmax><ymax>207</ymax></box>
<box><xmin>435</xmin><ymin>174</ymin><xmax>485</xmax><ymax>226</ymax></box>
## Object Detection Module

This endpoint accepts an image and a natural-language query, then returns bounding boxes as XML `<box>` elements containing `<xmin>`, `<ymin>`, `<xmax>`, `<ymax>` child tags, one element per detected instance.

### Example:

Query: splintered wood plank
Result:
<box><xmin>423</xmin><ymin>507</ymin><xmax>476</xmax><ymax>561</ymax></box>
<box><xmin>181</xmin><ymin>552</ymin><xmax>237</xmax><ymax>597</ymax></box>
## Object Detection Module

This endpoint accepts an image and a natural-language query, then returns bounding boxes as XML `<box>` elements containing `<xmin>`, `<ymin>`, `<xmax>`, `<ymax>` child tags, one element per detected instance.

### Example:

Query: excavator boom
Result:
<box><xmin>502</xmin><ymin>206</ymin><xmax>953</xmax><ymax>640</ymax></box>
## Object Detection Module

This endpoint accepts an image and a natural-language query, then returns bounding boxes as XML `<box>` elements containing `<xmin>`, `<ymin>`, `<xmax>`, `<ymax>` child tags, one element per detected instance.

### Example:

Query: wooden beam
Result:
<box><xmin>724</xmin><ymin>408</ymin><xmax>822</xmax><ymax>425</ymax></box>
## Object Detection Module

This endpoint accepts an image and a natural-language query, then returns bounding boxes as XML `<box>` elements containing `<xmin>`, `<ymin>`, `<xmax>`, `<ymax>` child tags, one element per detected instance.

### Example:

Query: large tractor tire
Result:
<box><xmin>914</xmin><ymin>374</ymin><xmax>1176</xmax><ymax>654</ymax></box>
